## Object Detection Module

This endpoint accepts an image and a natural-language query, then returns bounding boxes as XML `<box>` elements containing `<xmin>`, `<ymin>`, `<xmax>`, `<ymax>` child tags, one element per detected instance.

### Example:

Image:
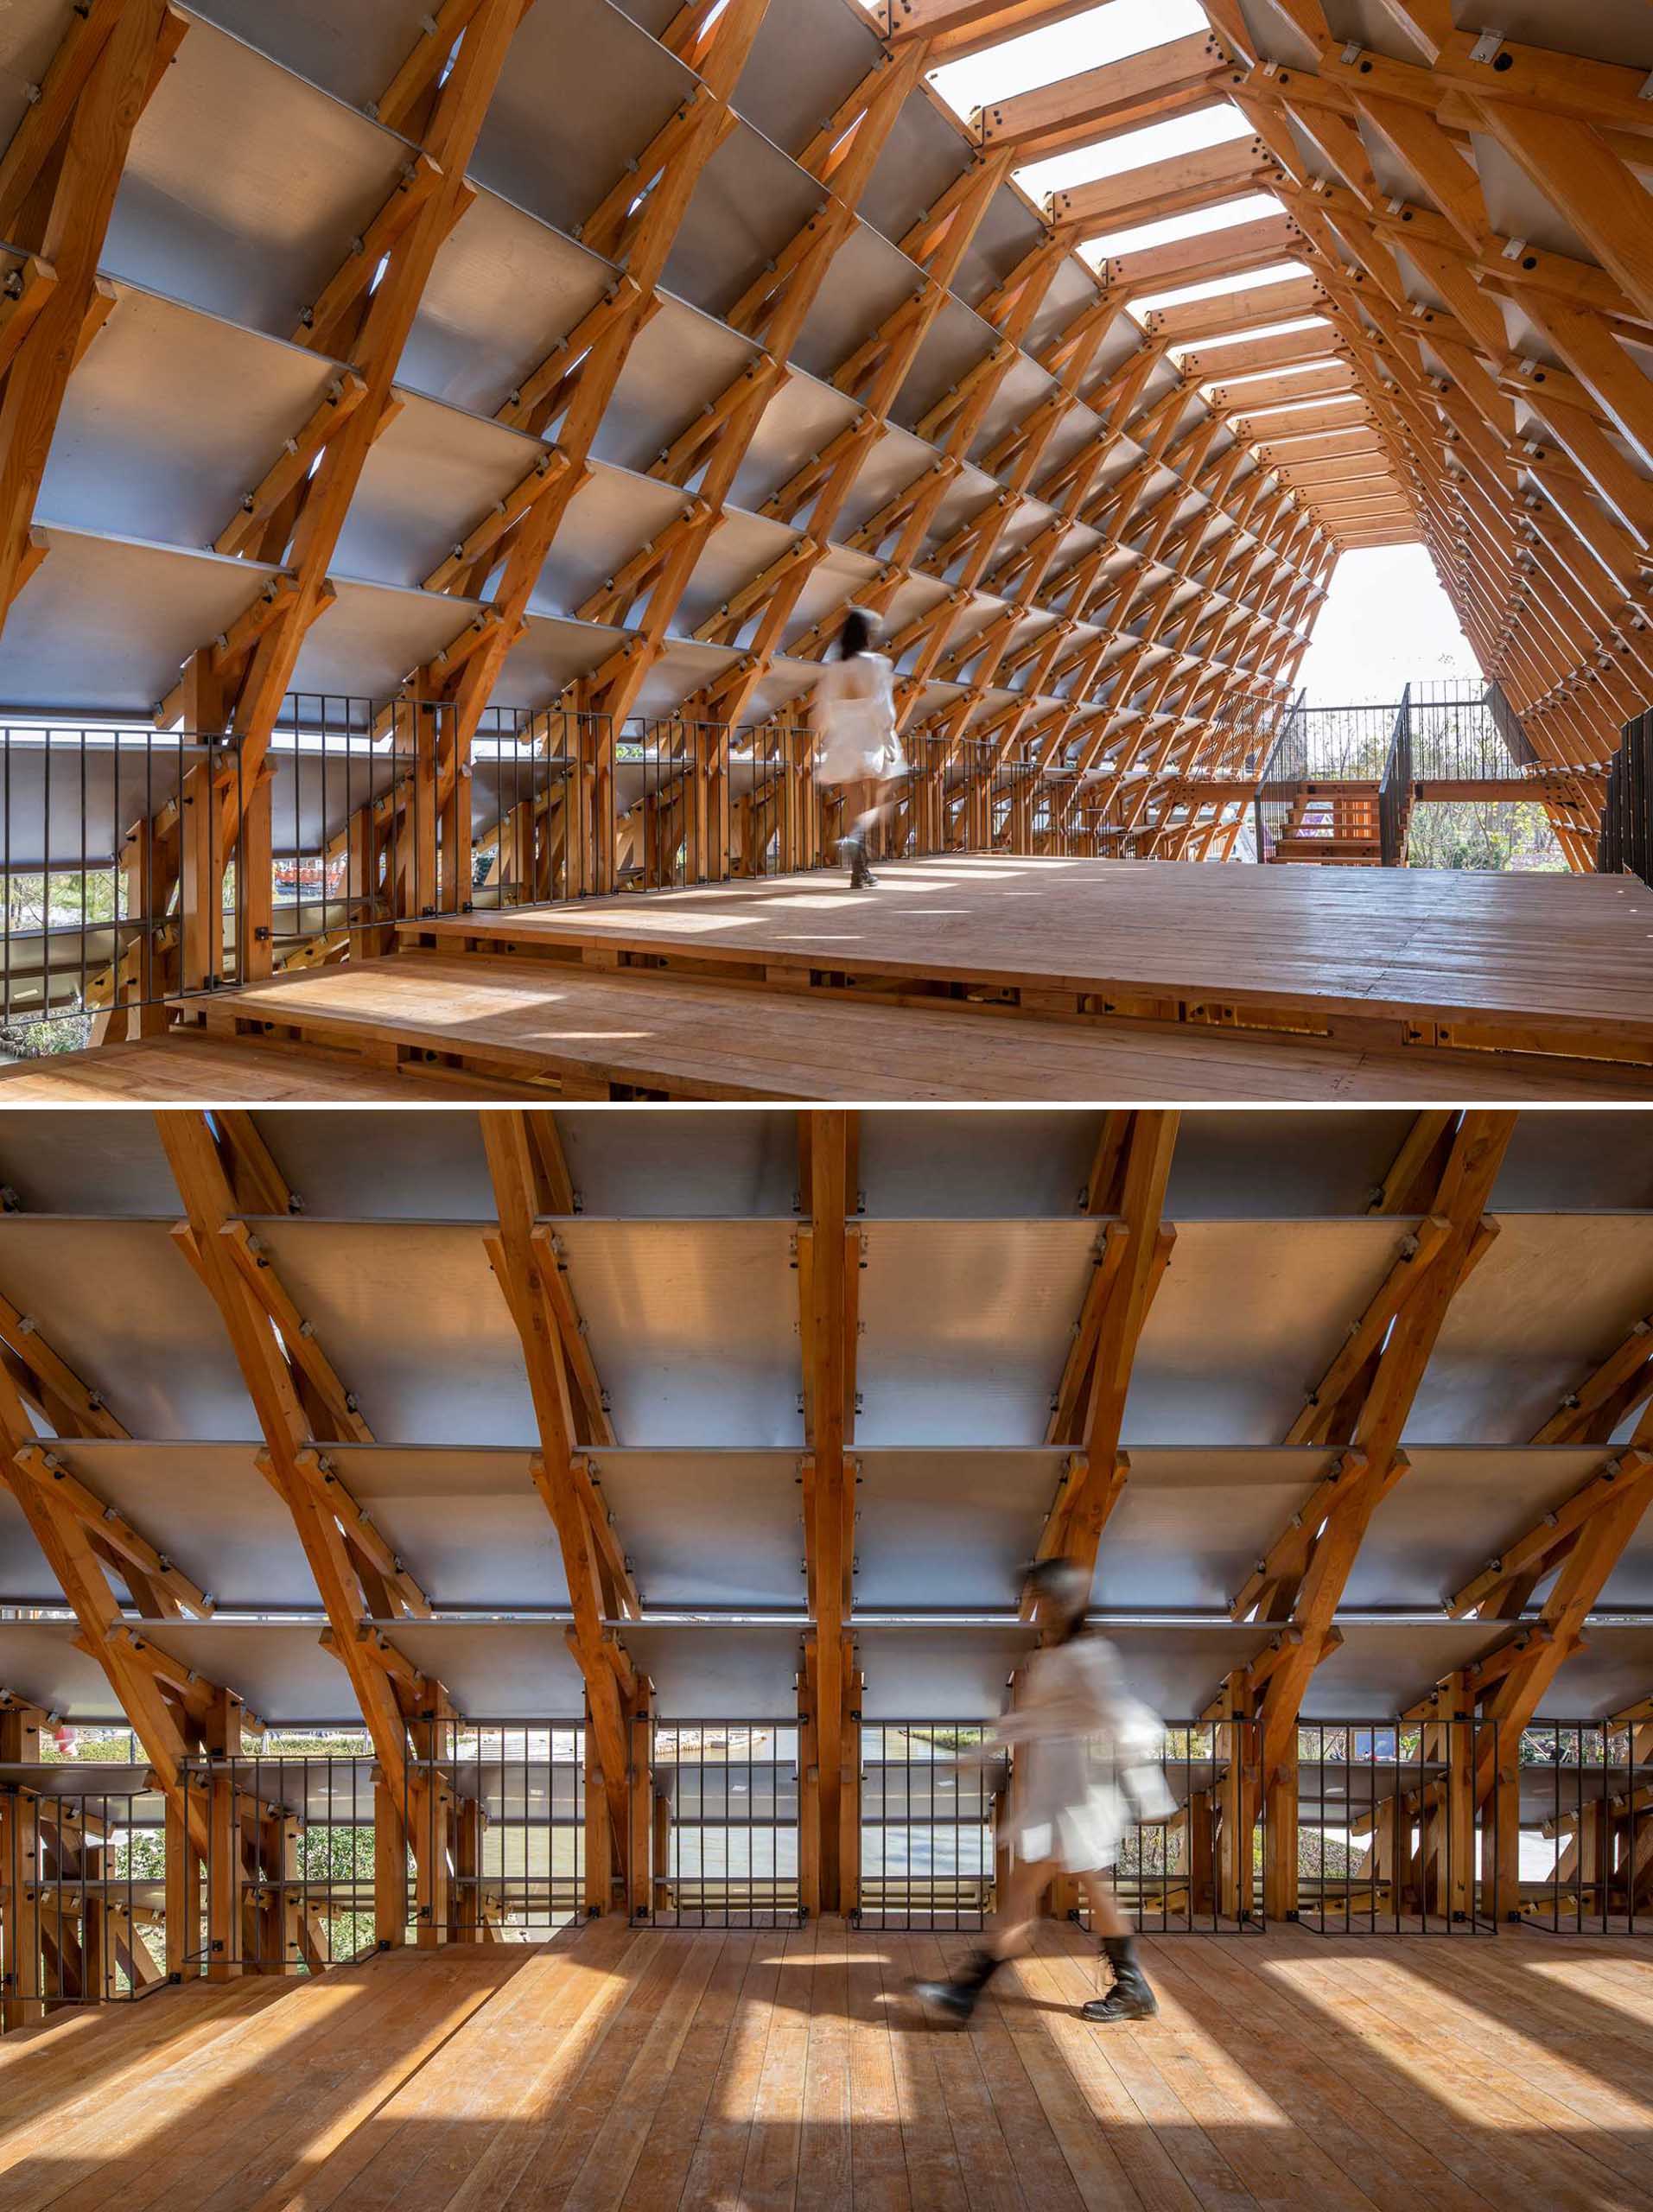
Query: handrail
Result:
<box><xmin>1378</xmin><ymin>683</ymin><xmax>1413</xmax><ymax>868</ymax></box>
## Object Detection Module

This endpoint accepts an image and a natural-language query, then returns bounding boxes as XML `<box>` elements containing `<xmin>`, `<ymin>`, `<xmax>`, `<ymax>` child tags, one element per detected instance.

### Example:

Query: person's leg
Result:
<box><xmin>1077</xmin><ymin>1870</ymin><xmax>1156</xmax><ymax>2022</ymax></box>
<box><xmin>910</xmin><ymin>1854</ymin><xmax>1051</xmax><ymax>2019</ymax></box>
<box><xmin>853</xmin><ymin>777</ymin><xmax>900</xmax><ymax>861</ymax></box>
<box><xmin>838</xmin><ymin>780</ymin><xmax>873</xmax><ymax>882</ymax></box>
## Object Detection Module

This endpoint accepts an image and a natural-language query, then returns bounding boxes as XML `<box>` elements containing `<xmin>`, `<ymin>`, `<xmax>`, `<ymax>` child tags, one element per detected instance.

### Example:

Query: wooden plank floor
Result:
<box><xmin>402</xmin><ymin>857</ymin><xmax>1653</xmax><ymax>1067</ymax></box>
<box><xmin>3</xmin><ymin>1918</ymin><xmax>1650</xmax><ymax>2209</ymax></box>
<box><xmin>153</xmin><ymin>952</ymin><xmax>1653</xmax><ymax>1101</ymax></box>
<box><xmin>0</xmin><ymin>1033</ymin><xmax>523</xmax><ymax>1102</ymax></box>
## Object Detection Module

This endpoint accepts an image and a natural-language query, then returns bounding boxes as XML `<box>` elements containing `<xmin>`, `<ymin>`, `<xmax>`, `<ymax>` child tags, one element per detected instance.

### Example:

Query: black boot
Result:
<box><xmin>910</xmin><ymin>1947</ymin><xmax>1000</xmax><ymax>2022</ymax></box>
<box><xmin>1081</xmin><ymin>1936</ymin><xmax>1157</xmax><ymax>2024</ymax></box>
<box><xmin>842</xmin><ymin>832</ymin><xmax>878</xmax><ymax>888</ymax></box>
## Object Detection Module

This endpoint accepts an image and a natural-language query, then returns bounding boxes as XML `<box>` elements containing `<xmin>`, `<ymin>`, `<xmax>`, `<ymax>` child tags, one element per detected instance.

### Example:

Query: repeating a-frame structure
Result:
<box><xmin>1</xmin><ymin>1106</ymin><xmax>1650</xmax><ymax>1998</ymax></box>
<box><xmin>0</xmin><ymin>0</ymin><xmax>1646</xmax><ymax>1083</ymax></box>
<box><xmin>0</xmin><ymin>0</ymin><xmax>1351</xmax><ymax>988</ymax></box>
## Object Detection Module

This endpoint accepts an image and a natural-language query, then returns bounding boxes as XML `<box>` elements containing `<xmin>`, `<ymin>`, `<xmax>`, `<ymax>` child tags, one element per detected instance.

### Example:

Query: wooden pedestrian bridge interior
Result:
<box><xmin>0</xmin><ymin>1104</ymin><xmax>1650</xmax><ymax>2204</ymax></box>
<box><xmin>0</xmin><ymin>0</ymin><xmax>1648</xmax><ymax>1100</ymax></box>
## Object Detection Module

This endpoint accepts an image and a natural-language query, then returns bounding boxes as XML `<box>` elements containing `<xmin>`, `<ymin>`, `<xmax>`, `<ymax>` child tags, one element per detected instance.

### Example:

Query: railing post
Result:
<box><xmin>1262</xmin><ymin>1726</ymin><xmax>1298</xmax><ymax>1923</ymax></box>
<box><xmin>627</xmin><ymin>1704</ymin><xmax>653</xmax><ymax>1923</ymax></box>
<box><xmin>373</xmin><ymin>1771</ymin><xmax>407</xmax><ymax>1948</ymax></box>
<box><xmin>165</xmin><ymin>1784</ymin><xmax>199</xmax><ymax>1980</ymax></box>
<box><xmin>582</xmin><ymin>1718</ymin><xmax>610</xmax><ymax>1913</ymax></box>
<box><xmin>238</xmin><ymin>753</ymin><xmax>272</xmax><ymax>985</ymax></box>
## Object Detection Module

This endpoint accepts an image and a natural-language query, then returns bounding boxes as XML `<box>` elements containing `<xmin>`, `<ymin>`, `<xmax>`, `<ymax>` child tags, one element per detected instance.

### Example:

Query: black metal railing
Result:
<box><xmin>645</xmin><ymin>1721</ymin><xmax>802</xmax><ymax>1929</ymax></box>
<box><xmin>1251</xmin><ymin>690</ymin><xmax>1307</xmax><ymax>861</ymax></box>
<box><xmin>180</xmin><ymin>1748</ymin><xmax>380</xmax><ymax>1974</ymax></box>
<box><xmin>1295</xmin><ymin>1718</ymin><xmax>1499</xmax><ymax>1935</ymax></box>
<box><xmin>1408</xmin><ymin>679</ymin><xmax>1529</xmax><ymax>783</ymax></box>
<box><xmin>1377</xmin><ymin>684</ymin><xmax>1414</xmax><ymax>868</ymax></box>
<box><xmin>1071</xmin><ymin>1719</ymin><xmax>1265</xmax><ymax>1935</ymax></box>
<box><xmin>403</xmin><ymin>1720</ymin><xmax>584</xmax><ymax>1942</ymax></box>
<box><xmin>1</xmin><ymin>1766</ymin><xmax>168</xmax><ymax>2018</ymax></box>
<box><xmin>1600</xmin><ymin>707</ymin><xmax>1652</xmax><ymax>882</ymax></box>
<box><xmin>270</xmin><ymin>695</ymin><xmax>422</xmax><ymax>953</ymax></box>
<box><xmin>730</xmin><ymin>725</ymin><xmax>817</xmax><ymax>878</ymax></box>
<box><xmin>855</xmin><ymin>1722</ymin><xmax>1001</xmax><ymax>1931</ymax></box>
<box><xmin>0</xmin><ymin>721</ymin><xmax>245</xmax><ymax>1038</ymax></box>
<box><xmin>468</xmin><ymin>708</ymin><xmax>602</xmax><ymax>913</ymax></box>
<box><xmin>1517</xmin><ymin>1720</ymin><xmax>1650</xmax><ymax>1934</ymax></box>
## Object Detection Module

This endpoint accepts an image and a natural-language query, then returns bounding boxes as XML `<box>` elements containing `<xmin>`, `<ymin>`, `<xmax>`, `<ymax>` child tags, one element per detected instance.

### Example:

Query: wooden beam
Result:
<box><xmin>972</xmin><ymin>32</ymin><xmax>1233</xmax><ymax>162</ymax></box>
<box><xmin>0</xmin><ymin>1</ymin><xmax>182</xmax><ymax>633</ymax></box>
<box><xmin>156</xmin><ymin>1112</ymin><xmax>438</xmax><ymax>1937</ymax></box>
<box><xmin>1247</xmin><ymin>1114</ymin><xmax>1517</xmax><ymax>1919</ymax></box>
<box><xmin>482</xmin><ymin>1113</ymin><xmax>641</xmax><ymax>1910</ymax></box>
<box><xmin>798</xmin><ymin>1110</ymin><xmax>856</xmax><ymax>1914</ymax></box>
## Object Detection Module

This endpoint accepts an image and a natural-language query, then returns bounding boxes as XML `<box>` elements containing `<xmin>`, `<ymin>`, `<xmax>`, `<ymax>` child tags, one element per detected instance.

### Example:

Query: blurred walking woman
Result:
<box><xmin>912</xmin><ymin>1558</ymin><xmax>1173</xmax><ymax>2024</ymax></box>
<box><xmin>812</xmin><ymin>608</ymin><xmax>905</xmax><ymax>888</ymax></box>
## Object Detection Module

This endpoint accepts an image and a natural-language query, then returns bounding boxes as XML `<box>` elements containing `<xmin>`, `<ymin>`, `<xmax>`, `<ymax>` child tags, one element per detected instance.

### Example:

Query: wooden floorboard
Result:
<box><xmin>5</xmin><ymin>1920</ymin><xmax>1646</xmax><ymax>2209</ymax></box>
<box><xmin>135</xmin><ymin>954</ymin><xmax>1653</xmax><ymax>1103</ymax></box>
<box><xmin>0</xmin><ymin>1034</ymin><xmax>520</xmax><ymax>1102</ymax></box>
<box><xmin>397</xmin><ymin>857</ymin><xmax>1653</xmax><ymax>1065</ymax></box>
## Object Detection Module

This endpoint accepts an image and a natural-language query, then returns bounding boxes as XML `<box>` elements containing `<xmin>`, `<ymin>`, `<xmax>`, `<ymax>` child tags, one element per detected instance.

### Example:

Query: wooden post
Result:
<box><xmin>582</xmin><ymin>1719</ymin><xmax>610</xmax><ymax>1916</ymax></box>
<box><xmin>627</xmin><ymin>1703</ymin><xmax>652</xmax><ymax>1923</ymax></box>
<box><xmin>1262</xmin><ymin>1724</ymin><xmax>1299</xmax><ymax>1923</ymax></box>
<box><xmin>455</xmin><ymin>1798</ymin><xmax>481</xmax><ymax>1940</ymax></box>
<box><xmin>1186</xmin><ymin>1788</ymin><xmax>1216</xmax><ymax>1916</ymax></box>
<box><xmin>236</xmin><ymin>761</ymin><xmax>273</xmax><ymax>986</ymax></box>
<box><xmin>800</xmin><ymin>1116</ymin><xmax>855</xmax><ymax>1914</ymax></box>
<box><xmin>410</xmin><ymin>1715</ymin><xmax>450</xmax><ymax>1949</ymax></box>
<box><xmin>205</xmin><ymin>1688</ymin><xmax>243</xmax><ymax>1981</ymax></box>
<box><xmin>373</xmin><ymin>1774</ymin><xmax>406</xmax><ymax>1949</ymax></box>
<box><xmin>0</xmin><ymin>1698</ymin><xmax>43</xmax><ymax>2030</ymax></box>
<box><xmin>797</xmin><ymin>1643</ymin><xmax>818</xmax><ymax>1920</ymax></box>
<box><xmin>839</xmin><ymin>1656</ymin><xmax>862</xmax><ymax>1921</ymax></box>
<box><xmin>164</xmin><ymin>1791</ymin><xmax>198</xmax><ymax>1980</ymax></box>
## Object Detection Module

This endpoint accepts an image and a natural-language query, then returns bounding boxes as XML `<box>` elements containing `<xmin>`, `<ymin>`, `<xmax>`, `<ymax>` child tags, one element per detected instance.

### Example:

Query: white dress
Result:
<box><xmin>812</xmin><ymin>653</ymin><xmax>902</xmax><ymax>784</ymax></box>
<box><xmin>993</xmin><ymin>1635</ymin><xmax>1175</xmax><ymax>1874</ymax></box>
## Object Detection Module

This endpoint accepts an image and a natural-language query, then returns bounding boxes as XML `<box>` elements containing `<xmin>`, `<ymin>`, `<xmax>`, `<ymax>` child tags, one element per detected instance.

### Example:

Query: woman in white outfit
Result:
<box><xmin>912</xmin><ymin>1558</ymin><xmax>1173</xmax><ymax>2024</ymax></box>
<box><xmin>812</xmin><ymin>608</ymin><xmax>905</xmax><ymax>888</ymax></box>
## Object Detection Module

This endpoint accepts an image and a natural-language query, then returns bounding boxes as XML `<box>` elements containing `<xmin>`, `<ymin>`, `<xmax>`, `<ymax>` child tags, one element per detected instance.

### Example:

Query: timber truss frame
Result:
<box><xmin>2</xmin><ymin>1105</ymin><xmax>1650</xmax><ymax>1958</ymax></box>
<box><xmin>0</xmin><ymin>0</ymin><xmax>1641</xmax><ymax>918</ymax></box>
<box><xmin>481</xmin><ymin>1111</ymin><xmax>647</xmax><ymax>1917</ymax></box>
<box><xmin>152</xmin><ymin>1109</ymin><xmax>463</xmax><ymax>1953</ymax></box>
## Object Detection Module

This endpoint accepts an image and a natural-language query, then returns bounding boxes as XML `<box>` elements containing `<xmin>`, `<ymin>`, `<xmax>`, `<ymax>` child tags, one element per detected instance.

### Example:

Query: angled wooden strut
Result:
<box><xmin>1219</xmin><ymin>29</ymin><xmax>1653</xmax><ymax>792</ymax></box>
<box><xmin>130</xmin><ymin>0</ymin><xmax>531</xmax><ymax>1003</ymax></box>
<box><xmin>796</xmin><ymin>1109</ymin><xmax>858</xmax><ymax>1915</ymax></box>
<box><xmin>423</xmin><ymin>0</ymin><xmax>779</xmax><ymax>874</ymax></box>
<box><xmin>481</xmin><ymin>1110</ymin><xmax>645</xmax><ymax>1914</ymax></box>
<box><xmin>0</xmin><ymin>1297</ymin><xmax>255</xmax><ymax>1987</ymax></box>
<box><xmin>155</xmin><ymin>1109</ymin><xmax>448</xmax><ymax>1944</ymax></box>
<box><xmin>1451</xmin><ymin>1295</ymin><xmax>1653</xmax><ymax>1912</ymax></box>
<box><xmin>178</xmin><ymin>0</ymin><xmax>530</xmax><ymax>763</ymax></box>
<box><xmin>1231</xmin><ymin>1110</ymin><xmax>1517</xmax><ymax>1919</ymax></box>
<box><xmin>0</xmin><ymin>0</ymin><xmax>187</xmax><ymax>638</ymax></box>
<box><xmin>0</xmin><ymin>1370</ymin><xmax>217</xmax><ymax>1832</ymax></box>
<box><xmin>1032</xmin><ymin>1112</ymin><xmax>1178</xmax><ymax>1608</ymax></box>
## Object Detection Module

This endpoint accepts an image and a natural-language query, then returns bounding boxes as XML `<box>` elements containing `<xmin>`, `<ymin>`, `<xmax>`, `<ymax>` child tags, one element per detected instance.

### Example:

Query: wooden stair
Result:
<box><xmin>1268</xmin><ymin>780</ymin><xmax>1383</xmax><ymax>865</ymax></box>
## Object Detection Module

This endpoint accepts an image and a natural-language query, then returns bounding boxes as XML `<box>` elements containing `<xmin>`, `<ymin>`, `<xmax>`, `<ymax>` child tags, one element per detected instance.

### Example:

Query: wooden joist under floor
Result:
<box><xmin>1</xmin><ymin>1916</ymin><xmax>1650</xmax><ymax>2210</ymax></box>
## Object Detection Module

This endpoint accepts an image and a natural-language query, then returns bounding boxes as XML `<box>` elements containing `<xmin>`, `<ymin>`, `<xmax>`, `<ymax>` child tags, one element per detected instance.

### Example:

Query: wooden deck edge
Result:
<box><xmin>385</xmin><ymin>923</ymin><xmax>1653</xmax><ymax>1073</ymax></box>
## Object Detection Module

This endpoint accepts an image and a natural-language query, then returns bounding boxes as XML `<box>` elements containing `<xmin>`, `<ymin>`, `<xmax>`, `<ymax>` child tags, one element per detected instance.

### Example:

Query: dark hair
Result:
<box><xmin>838</xmin><ymin>608</ymin><xmax>877</xmax><ymax>659</ymax></box>
<box><xmin>1023</xmin><ymin>1557</ymin><xmax>1090</xmax><ymax>1642</ymax></box>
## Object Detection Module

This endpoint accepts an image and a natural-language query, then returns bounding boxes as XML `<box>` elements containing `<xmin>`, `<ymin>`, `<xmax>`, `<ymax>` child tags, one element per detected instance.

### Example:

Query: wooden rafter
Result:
<box><xmin>155</xmin><ymin>1110</ymin><xmax>447</xmax><ymax>1939</ymax></box>
<box><xmin>1027</xmin><ymin>1112</ymin><xmax>1178</xmax><ymax>1613</ymax></box>
<box><xmin>481</xmin><ymin>1111</ymin><xmax>643</xmax><ymax>1912</ymax></box>
<box><xmin>0</xmin><ymin>0</ymin><xmax>187</xmax><ymax>636</ymax></box>
<box><xmin>1230</xmin><ymin>1110</ymin><xmax>1517</xmax><ymax>1919</ymax></box>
